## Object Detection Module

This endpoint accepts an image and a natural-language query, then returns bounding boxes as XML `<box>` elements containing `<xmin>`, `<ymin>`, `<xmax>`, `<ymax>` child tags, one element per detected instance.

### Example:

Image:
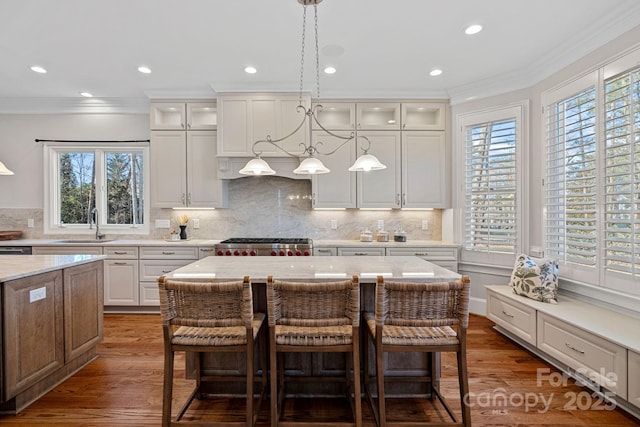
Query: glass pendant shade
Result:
<box><xmin>0</xmin><ymin>161</ymin><xmax>14</xmax><ymax>175</ymax></box>
<box><xmin>293</xmin><ymin>157</ymin><xmax>330</xmax><ymax>174</ymax></box>
<box><xmin>238</xmin><ymin>158</ymin><xmax>276</xmax><ymax>175</ymax></box>
<box><xmin>348</xmin><ymin>153</ymin><xmax>386</xmax><ymax>172</ymax></box>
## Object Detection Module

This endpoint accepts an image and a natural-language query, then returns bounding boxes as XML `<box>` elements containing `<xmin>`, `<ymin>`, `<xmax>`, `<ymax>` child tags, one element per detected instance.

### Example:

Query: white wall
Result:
<box><xmin>0</xmin><ymin>114</ymin><xmax>149</xmax><ymax>208</ymax></box>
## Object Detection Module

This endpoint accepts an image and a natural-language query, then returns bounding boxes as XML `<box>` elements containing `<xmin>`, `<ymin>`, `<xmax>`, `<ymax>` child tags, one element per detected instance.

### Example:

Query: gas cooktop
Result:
<box><xmin>215</xmin><ymin>238</ymin><xmax>313</xmax><ymax>256</ymax></box>
<box><xmin>219</xmin><ymin>238</ymin><xmax>311</xmax><ymax>244</ymax></box>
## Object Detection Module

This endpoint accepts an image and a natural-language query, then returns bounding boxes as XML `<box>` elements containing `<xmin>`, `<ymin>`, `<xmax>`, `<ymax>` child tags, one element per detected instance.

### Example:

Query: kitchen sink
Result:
<box><xmin>53</xmin><ymin>239</ymin><xmax>115</xmax><ymax>244</ymax></box>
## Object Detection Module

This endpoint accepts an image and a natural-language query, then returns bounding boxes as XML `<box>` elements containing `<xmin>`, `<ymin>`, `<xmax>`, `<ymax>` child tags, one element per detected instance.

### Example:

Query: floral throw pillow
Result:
<box><xmin>508</xmin><ymin>254</ymin><xmax>559</xmax><ymax>304</ymax></box>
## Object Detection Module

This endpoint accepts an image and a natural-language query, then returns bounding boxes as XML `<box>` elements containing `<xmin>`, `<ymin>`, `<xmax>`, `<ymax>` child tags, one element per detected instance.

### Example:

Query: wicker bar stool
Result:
<box><xmin>267</xmin><ymin>275</ymin><xmax>362</xmax><ymax>427</ymax></box>
<box><xmin>158</xmin><ymin>275</ymin><xmax>267</xmax><ymax>427</ymax></box>
<box><xmin>363</xmin><ymin>276</ymin><xmax>471</xmax><ymax>427</ymax></box>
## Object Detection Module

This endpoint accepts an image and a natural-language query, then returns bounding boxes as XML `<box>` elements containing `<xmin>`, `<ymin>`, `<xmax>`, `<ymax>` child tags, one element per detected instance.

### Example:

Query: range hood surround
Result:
<box><xmin>218</xmin><ymin>157</ymin><xmax>311</xmax><ymax>180</ymax></box>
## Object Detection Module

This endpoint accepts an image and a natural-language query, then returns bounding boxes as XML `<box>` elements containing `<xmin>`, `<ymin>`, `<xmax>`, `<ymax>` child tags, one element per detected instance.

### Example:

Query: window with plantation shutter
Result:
<box><xmin>464</xmin><ymin>117</ymin><xmax>518</xmax><ymax>254</ymax></box>
<box><xmin>545</xmin><ymin>87</ymin><xmax>597</xmax><ymax>268</ymax></box>
<box><xmin>604</xmin><ymin>66</ymin><xmax>640</xmax><ymax>282</ymax></box>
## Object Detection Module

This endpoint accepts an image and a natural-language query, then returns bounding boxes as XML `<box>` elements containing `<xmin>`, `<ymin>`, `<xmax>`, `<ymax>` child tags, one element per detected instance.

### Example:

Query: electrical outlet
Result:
<box><xmin>155</xmin><ymin>219</ymin><xmax>170</xmax><ymax>229</ymax></box>
<box><xmin>422</xmin><ymin>219</ymin><xmax>429</xmax><ymax>230</ymax></box>
<box><xmin>377</xmin><ymin>219</ymin><xmax>384</xmax><ymax>230</ymax></box>
<box><xmin>331</xmin><ymin>219</ymin><xmax>338</xmax><ymax>230</ymax></box>
<box><xmin>193</xmin><ymin>218</ymin><xmax>200</xmax><ymax>229</ymax></box>
<box><xmin>27</xmin><ymin>218</ymin><xmax>34</xmax><ymax>228</ymax></box>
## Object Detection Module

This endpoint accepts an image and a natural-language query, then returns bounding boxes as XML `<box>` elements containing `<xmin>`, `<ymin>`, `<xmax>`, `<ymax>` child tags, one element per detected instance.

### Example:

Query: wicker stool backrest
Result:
<box><xmin>158</xmin><ymin>275</ymin><xmax>253</xmax><ymax>329</ymax></box>
<box><xmin>375</xmin><ymin>276</ymin><xmax>470</xmax><ymax>329</ymax></box>
<box><xmin>267</xmin><ymin>276</ymin><xmax>360</xmax><ymax>328</ymax></box>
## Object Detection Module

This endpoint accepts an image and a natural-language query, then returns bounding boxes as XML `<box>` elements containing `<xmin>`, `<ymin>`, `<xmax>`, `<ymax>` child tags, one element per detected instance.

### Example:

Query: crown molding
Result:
<box><xmin>0</xmin><ymin>97</ymin><xmax>150</xmax><ymax>114</ymax></box>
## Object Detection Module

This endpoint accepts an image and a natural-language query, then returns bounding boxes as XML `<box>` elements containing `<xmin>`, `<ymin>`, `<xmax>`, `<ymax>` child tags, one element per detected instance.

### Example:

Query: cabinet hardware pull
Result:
<box><xmin>162</xmin><ymin>251</ymin><xmax>175</xmax><ymax>255</ymax></box>
<box><xmin>501</xmin><ymin>310</ymin><xmax>515</xmax><ymax>318</ymax></box>
<box><xmin>565</xmin><ymin>342</ymin><xmax>585</xmax><ymax>354</ymax></box>
<box><xmin>162</xmin><ymin>270</ymin><xmax>172</xmax><ymax>273</ymax></box>
<box><xmin>402</xmin><ymin>192</ymin><xmax>407</xmax><ymax>206</ymax></box>
<box><xmin>114</xmin><ymin>251</ymin><xmax>128</xmax><ymax>255</ymax></box>
<box><xmin>187</xmin><ymin>122</ymin><xmax>191</xmax><ymax>129</ymax></box>
<box><xmin>200</xmin><ymin>248</ymin><xmax>213</xmax><ymax>252</ymax></box>
<box><xmin>415</xmin><ymin>252</ymin><xmax>428</xmax><ymax>256</ymax></box>
<box><xmin>318</xmin><ymin>249</ymin><xmax>331</xmax><ymax>253</ymax></box>
<box><xmin>114</xmin><ymin>262</ymin><xmax>127</xmax><ymax>265</ymax></box>
<box><xmin>403</xmin><ymin>123</ymin><xmax>406</xmax><ymax>129</ymax></box>
<box><xmin>181</xmin><ymin>123</ymin><xmax>185</xmax><ymax>129</ymax></box>
<box><xmin>396</xmin><ymin>193</ymin><xmax>400</xmax><ymax>205</ymax></box>
<box><xmin>187</xmin><ymin>193</ymin><xmax>192</xmax><ymax>205</ymax></box>
<box><xmin>355</xmin><ymin>252</ymin><xmax>368</xmax><ymax>256</ymax></box>
<box><xmin>181</xmin><ymin>193</ymin><xmax>186</xmax><ymax>205</ymax></box>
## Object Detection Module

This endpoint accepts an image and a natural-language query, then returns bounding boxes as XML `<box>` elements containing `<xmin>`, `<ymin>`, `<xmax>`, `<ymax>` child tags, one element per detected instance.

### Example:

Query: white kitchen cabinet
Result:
<box><xmin>486</xmin><ymin>290</ymin><xmax>536</xmax><ymax>345</ymax></box>
<box><xmin>356</xmin><ymin>102</ymin><xmax>401</xmax><ymax>130</ymax></box>
<box><xmin>217</xmin><ymin>93</ymin><xmax>310</xmax><ymax>157</ymax></box>
<box><xmin>138</xmin><ymin>246</ymin><xmax>199</xmax><ymax>306</ymax></box>
<box><xmin>150</xmin><ymin>101</ymin><xmax>217</xmax><ymax>130</ymax></box>
<box><xmin>150</xmin><ymin>130</ymin><xmax>225</xmax><ymax>208</ymax></box>
<box><xmin>311</xmin><ymin>130</ymin><xmax>357</xmax><ymax>209</ymax></box>
<box><xmin>312</xmin><ymin>101</ymin><xmax>401</xmax><ymax>131</ymax></box>
<box><xmin>401</xmin><ymin>102</ymin><xmax>446</xmax><ymax>131</ymax></box>
<box><xmin>630</xmin><ymin>350</ymin><xmax>640</xmax><ymax>409</ymax></box>
<box><xmin>401</xmin><ymin>131</ymin><xmax>448</xmax><ymax>208</ymax></box>
<box><xmin>337</xmin><ymin>247</ymin><xmax>385</xmax><ymax>256</ymax></box>
<box><xmin>104</xmin><ymin>246</ymin><xmax>139</xmax><ymax>306</ymax></box>
<box><xmin>314</xmin><ymin>247</ymin><xmax>337</xmax><ymax>256</ymax></box>
<box><xmin>32</xmin><ymin>246</ymin><xmax>103</xmax><ymax>255</ymax></box>
<box><xmin>356</xmin><ymin>131</ymin><xmax>401</xmax><ymax>208</ymax></box>
<box><xmin>197</xmin><ymin>246</ymin><xmax>216</xmax><ymax>259</ymax></box>
<box><xmin>385</xmin><ymin>246</ymin><xmax>458</xmax><ymax>272</ymax></box>
<box><xmin>313</xmin><ymin>102</ymin><xmax>356</xmax><ymax>131</ymax></box>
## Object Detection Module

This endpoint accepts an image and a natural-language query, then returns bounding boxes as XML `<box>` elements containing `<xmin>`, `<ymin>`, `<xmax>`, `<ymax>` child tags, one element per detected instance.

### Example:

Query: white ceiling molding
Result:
<box><xmin>0</xmin><ymin>98</ymin><xmax>150</xmax><ymax>114</ymax></box>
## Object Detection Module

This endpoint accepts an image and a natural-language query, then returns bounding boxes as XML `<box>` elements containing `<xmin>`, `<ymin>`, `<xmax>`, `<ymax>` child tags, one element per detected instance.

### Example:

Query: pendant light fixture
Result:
<box><xmin>239</xmin><ymin>0</ymin><xmax>386</xmax><ymax>176</ymax></box>
<box><xmin>0</xmin><ymin>161</ymin><xmax>14</xmax><ymax>175</ymax></box>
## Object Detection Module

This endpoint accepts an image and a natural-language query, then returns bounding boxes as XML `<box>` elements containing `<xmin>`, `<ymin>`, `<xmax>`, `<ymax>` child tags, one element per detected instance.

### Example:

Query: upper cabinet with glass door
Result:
<box><xmin>150</xmin><ymin>102</ymin><xmax>217</xmax><ymax>130</ymax></box>
<box><xmin>401</xmin><ymin>102</ymin><xmax>446</xmax><ymax>130</ymax></box>
<box><xmin>312</xmin><ymin>102</ymin><xmax>356</xmax><ymax>131</ymax></box>
<box><xmin>356</xmin><ymin>102</ymin><xmax>401</xmax><ymax>130</ymax></box>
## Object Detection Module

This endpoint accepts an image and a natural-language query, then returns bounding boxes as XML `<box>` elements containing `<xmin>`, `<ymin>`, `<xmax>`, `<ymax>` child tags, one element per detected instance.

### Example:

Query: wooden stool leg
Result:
<box><xmin>376</xmin><ymin>345</ymin><xmax>386</xmax><ymax>427</ymax></box>
<box><xmin>353</xmin><ymin>339</ymin><xmax>362</xmax><ymax>427</ymax></box>
<box><xmin>162</xmin><ymin>348</ymin><xmax>174</xmax><ymax>427</ymax></box>
<box><xmin>458</xmin><ymin>350</ymin><xmax>471</xmax><ymax>427</ymax></box>
<box><xmin>246</xmin><ymin>340</ymin><xmax>254</xmax><ymax>427</ymax></box>
<box><xmin>270</xmin><ymin>338</ymin><xmax>278</xmax><ymax>427</ymax></box>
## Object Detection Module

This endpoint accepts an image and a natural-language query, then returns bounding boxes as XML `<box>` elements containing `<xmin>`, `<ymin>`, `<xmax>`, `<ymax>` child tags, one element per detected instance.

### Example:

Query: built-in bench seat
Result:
<box><xmin>486</xmin><ymin>285</ymin><xmax>640</xmax><ymax>419</ymax></box>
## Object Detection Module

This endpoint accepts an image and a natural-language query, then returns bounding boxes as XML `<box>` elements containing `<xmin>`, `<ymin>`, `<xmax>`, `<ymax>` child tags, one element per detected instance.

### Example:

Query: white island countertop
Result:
<box><xmin>0</xmin><ymin>254</ymin><xmax>106</xmax><ymax>282</ymax></box>
<box><xmin>164</xmin><ymin>256</ymin><xmax>461</xmax><ymax>283</ymax></box>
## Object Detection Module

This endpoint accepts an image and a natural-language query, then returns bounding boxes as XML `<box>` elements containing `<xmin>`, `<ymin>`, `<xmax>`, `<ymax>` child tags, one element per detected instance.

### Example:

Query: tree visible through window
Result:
<box><xmin>464</xmin><ymin>118</ymin><xmax>518</xmax><ymax>254</ymax></box>
<box><xmin>49</xmin><ymin>145</ymin><xmax>147</xmax><ymax>231</ymax></box>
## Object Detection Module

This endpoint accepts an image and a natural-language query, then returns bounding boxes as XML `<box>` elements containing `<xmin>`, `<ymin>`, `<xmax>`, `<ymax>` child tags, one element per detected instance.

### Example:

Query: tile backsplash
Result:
<box><xmin>1</xmin><ymin>176</ymin><xmax>442</xmax><ymax>241</ymax></box>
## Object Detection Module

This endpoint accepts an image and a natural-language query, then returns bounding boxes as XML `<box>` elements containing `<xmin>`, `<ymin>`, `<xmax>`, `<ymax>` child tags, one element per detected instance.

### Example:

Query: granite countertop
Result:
<box><xmin>0</xmin><ymin>254</ymin><xmax>106</xmax><ymax>282</ymax></box>
<box><xmin>165</xmin><ymin>255</ymin><xmax>461</xmax><ymax>283</ymax></box>
<box><xmin>1</xmin><ymin>239</ymin><xmax>458</xmax><ymax>247</ymax></box>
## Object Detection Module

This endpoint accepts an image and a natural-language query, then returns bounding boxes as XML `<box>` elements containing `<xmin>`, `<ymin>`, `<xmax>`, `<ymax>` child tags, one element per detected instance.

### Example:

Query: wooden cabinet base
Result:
<box><xmin>0</xmin><ymin>348</ymin><xmax>97</xmax><ymax>414</ymax></box>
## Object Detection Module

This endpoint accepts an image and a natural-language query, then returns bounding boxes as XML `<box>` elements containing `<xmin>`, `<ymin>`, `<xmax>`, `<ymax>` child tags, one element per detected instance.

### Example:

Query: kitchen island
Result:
<box><xmin>0</xmin><ymin>255</ymin><xmax>105</xmax><ymax>413</ymax></box>
<box><xmin>164</xmin><ymin>256</ymin><xmax>461</xmax><ymax>397</ymax></box>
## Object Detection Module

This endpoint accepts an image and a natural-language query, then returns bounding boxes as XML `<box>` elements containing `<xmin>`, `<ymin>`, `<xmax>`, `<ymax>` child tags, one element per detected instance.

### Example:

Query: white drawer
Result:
<box><xmin>139</xmin><ymin>281</ymin><xmax>160</xmax><ymax>306</ymax></box>
<box><xmin>104</xmin><ymin>246</ymin><xmax>138</xmax><ymax>259</ymax></box>
<box><xmin>139</xmin><ymin>246</ymin><xmax>198</xmax><ymax>259</ymax></box>
<box><xmin>487</xmin><ymin>290</ymin><xmax>536</xmax><ymax>345</ymax></box>
<box><xmin>314</xmin><ymin>247</ymin><xmax>337</xmax><ymax>256</ymax></box>
<box><xmin>337</xmin><ymin>247</ymin><xmax>385</xmax><ymax>256</ymax></box>
<box><xmin>139</xmin><ymin>259</ymin><xmax>194</xmax><ymax>281</ymax></box>
<box><xmin>385</xmin><ymin>247</ymin><xmax>458</xmax><ymax>260</ymax></box>
<box><xmin>197</xmin><ymin>246</ymin><xmax>216</xmax><ymax>259</ymax></box>
<box><xmin>537</xmin><ymin>312</ymin><xmax>627</xmax><ymax>398</ymax></box>
<box><xmin>629</xmin><ymin>350</ymin><xmax>640</xmax><ymax>408</ymax></box>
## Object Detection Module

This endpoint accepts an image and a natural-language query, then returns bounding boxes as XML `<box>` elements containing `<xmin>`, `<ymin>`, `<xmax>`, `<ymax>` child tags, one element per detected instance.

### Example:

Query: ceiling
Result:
<box><xmin>1</xmin><ymin>0</ymin><xmax>639</xmax><ymax>112</ymax></box>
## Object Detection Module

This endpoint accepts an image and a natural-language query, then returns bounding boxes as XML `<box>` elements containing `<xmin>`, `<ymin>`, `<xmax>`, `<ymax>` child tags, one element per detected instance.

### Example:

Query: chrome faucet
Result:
<box><xmin>90</xmin><ymin>207</ymin><xmax>106</xmax><ymax>240</ymax></box>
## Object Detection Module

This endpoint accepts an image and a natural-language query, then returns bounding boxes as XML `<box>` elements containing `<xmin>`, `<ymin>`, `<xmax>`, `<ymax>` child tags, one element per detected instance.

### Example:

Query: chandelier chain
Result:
<box><xmin>314</xmin><ymin>4</ymin><xmax>320</xmax><ymax>100</ymax></box>
<box><xmin>298</xmin><ymin>5</ymin><xmax>307</xmax><ymax>106</ymax></box>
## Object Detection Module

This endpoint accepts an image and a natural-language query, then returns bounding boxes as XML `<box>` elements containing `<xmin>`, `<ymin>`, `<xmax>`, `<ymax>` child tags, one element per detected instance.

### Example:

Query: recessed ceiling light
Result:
<box><xmin>465</xmin><ymin>24</ymin><xmax>483</xmax><ymax>35</ymax></box>
<box><xmin>429</xmin><ymin>69</ymin><xmax>443</xmax><ymax>77</ymax></box>
<box><xmin>30</xmin><ymin>65</ymin><xmax>47</xmax><ymax>74</ymax></box>
<box><xmin>137</xmin><ymin>66</ymin><xmax>152</xmax><ymax>74</ymax></box>
<box><xmin>80</xmin><ymin>92</ymin><xmax>93</xmax><ymax>97</ymax></box>
<box><xmin>244</xmin><ymin>66</ymin><xmax>257</xmax><ymax>74</ymax></box>
<box><xmin>324</xmin><ymin>66</ymin><xmax>336</xmax><ymax>74</ymax></box>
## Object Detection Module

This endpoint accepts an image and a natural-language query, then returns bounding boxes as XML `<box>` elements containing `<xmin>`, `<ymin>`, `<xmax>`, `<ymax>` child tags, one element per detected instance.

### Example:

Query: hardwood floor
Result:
<box><xmin>0</xmin><ymin>313</ymin><xmax>638</xmax><ymax>426</ymax></box>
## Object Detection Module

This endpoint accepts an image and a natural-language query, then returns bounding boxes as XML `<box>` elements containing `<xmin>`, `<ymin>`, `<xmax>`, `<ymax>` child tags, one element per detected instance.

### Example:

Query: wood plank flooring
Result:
<box><xmin>0</xmin><ymin>313</ymin><xmax>638</xmax><ymax>426</ymax></box>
